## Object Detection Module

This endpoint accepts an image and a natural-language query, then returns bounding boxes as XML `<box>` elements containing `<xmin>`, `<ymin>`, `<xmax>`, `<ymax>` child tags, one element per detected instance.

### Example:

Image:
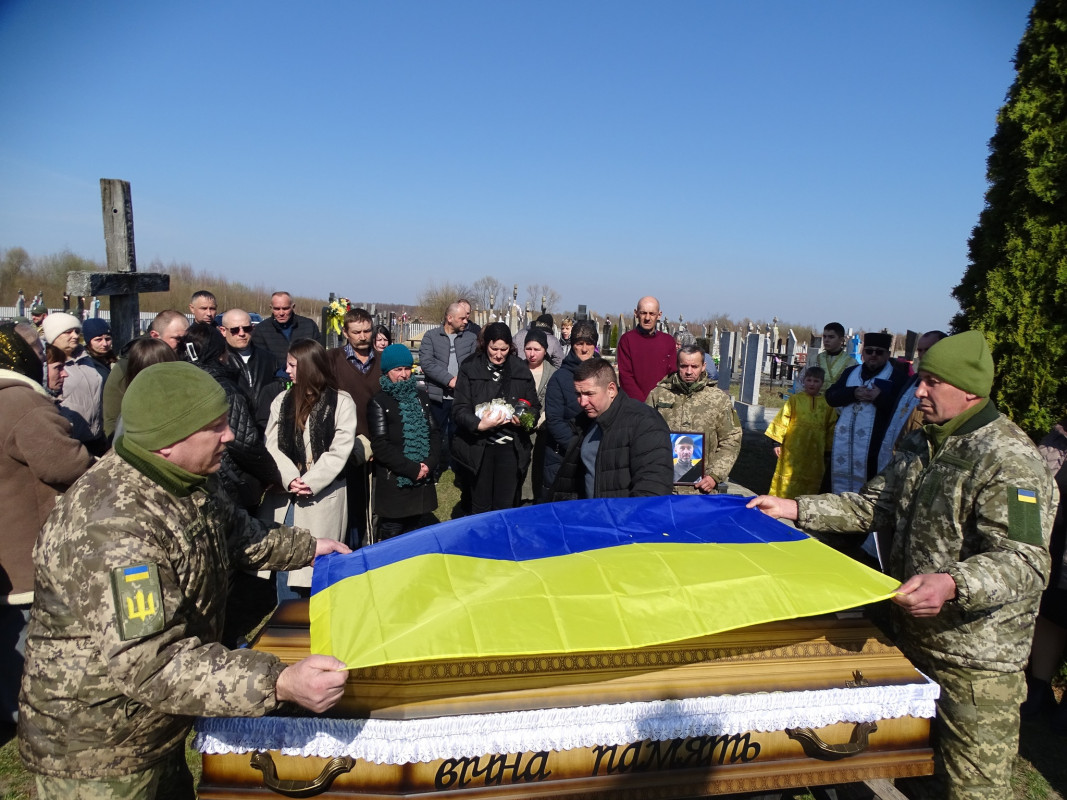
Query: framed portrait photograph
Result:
<box><xmin>670</xmin><ymin>431</ymin><xmax>704</xmax><ymax>485</ymax></box>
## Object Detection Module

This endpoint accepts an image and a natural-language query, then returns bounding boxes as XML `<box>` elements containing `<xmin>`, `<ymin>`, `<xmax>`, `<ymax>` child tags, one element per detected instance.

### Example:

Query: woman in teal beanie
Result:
<box><xmin>367</xmin><ymin>344</ymin><xmax>441</xmax><ymax>540</ymax></box>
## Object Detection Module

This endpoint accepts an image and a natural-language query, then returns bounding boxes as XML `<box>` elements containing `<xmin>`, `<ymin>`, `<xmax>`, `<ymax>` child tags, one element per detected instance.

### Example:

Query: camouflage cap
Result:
<box><xmin>919</xmin><ymin>330</ymin><xmax>994</xmax><ymax>397</ymax></box>
<box><xmin>121</xmin><ymin>362</ymin><xmax>229</xmax><ymax>450</ymax></box>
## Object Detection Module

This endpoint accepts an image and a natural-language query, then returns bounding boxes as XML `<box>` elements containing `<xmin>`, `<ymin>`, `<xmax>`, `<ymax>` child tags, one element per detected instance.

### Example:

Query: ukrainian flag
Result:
<box><xmin>310</xmin><ymin>496</ymin><xmax>898</xmax><ymax>669</ymax></box>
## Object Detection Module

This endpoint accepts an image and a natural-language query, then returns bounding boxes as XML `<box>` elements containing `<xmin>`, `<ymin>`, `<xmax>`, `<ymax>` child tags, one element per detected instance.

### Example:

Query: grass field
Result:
<box><xmin>1</xmin><ymin>429</ymin><xmax>1064</xmax><ymax>799</ymax></box>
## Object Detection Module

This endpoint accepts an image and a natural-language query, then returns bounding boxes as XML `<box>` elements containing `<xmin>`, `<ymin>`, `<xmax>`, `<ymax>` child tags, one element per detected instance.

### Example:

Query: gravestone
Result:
<box><xmin>739</xmin><ymin>331</ymin><xmax>765</xmax><ymax>405</ymax></box>
<box><xmin>718</xmin><ymin>329</ymin><xmax>735</xmax><ymax>392</ymax></box>
<box><xmin>904</xmin><ymin>329</ymin><xmax>919</xmax><ymax>362</ymax></box>
<box><xmin>66</xmin><ymin>179</ymin><xmax>169</xmax><ymax>349</ymax></box>
<box><xmin>785</xmin><ymin>330</ymin><xmax>797</xmax><ymax>380</ymax></box>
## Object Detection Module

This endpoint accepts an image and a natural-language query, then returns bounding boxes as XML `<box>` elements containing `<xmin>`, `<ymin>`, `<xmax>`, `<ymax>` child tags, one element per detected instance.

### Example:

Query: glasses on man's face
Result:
<box><xmin>864</xmin><ymin>347</ymin><xmax>887</xmax><ymax>356</ymax></box>
<box><xmin>228</xmin><ymin>325</ymin><xmax>253</xmax><ymax>335</ymax></box>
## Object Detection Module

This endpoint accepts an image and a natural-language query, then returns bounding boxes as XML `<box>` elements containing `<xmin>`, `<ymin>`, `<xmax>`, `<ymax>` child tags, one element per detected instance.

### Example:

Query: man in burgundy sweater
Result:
<box><xmin>616</xmin><ymin>296</ymin><xmax>677</xmax><ymax>402</ymax></box>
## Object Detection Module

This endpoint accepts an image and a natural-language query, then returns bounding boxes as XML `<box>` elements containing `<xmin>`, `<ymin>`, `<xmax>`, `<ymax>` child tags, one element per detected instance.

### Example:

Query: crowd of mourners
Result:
<box><xmin>1</xmin><ymin>288</ymin><xmax>1064</xmax><ymax>800</ymax></box>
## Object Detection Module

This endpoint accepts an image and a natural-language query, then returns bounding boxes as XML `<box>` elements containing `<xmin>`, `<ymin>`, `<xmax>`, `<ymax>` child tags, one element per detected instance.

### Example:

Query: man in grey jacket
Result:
<box><xmin>418</xmin><ymin>302</ymin><xmax>477</xmax><ymax>479</ymax></box>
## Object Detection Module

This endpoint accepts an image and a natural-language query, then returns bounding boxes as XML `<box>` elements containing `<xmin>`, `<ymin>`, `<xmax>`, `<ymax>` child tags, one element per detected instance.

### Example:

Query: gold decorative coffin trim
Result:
<box><xmin>259</xmin><ymin>602</ymin><xmax>925</xmax><ymax>720</ymax></box>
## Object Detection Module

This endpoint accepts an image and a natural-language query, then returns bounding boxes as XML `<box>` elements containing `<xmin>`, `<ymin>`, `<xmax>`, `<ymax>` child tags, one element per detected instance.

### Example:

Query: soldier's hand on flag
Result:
<box><xmin>746</xmin><ymin>495</ymin><xmax>798</xmax><ymax>521</ymax></box>
<box><xmin>276</xmin><ymin>655</ymin><xmax>349</xmax><ymax>713</ymax></box>
<box><xmin>892</xmin><ymin>573</ymin><xmax>957</xmax><ymax>617</ymax></box>
<box><xmin>313</xmin><ymin>539</ymin><xmax>352</xmax><ymax>561</ymax></box>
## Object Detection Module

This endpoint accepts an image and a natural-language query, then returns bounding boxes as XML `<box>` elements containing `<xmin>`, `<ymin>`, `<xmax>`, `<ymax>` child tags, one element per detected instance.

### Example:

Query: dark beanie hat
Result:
<box><xmin>533</xmin><ymin>314</ymin><xmax>555</xmax><ymax>333</ymax></box>
<box><xmin>122</xmin><ymin>362</ymin><xmax>229</xmax><ymax>450</ymax></box>
<box><xmin>524</xmin><ymin>328</ymin><xmax>549</xmax><ymax>351</ymax></box>
<box><xmin>864</xmin><ymin>332</ymin><xmax>893</xmax><ymax>350</ymax></box>
<box><xmin>918</xmin><ymin>330</ymin><xmax>994</xmax><ymax>397</ymax></box>
<box><xmin>380</xmin><ymin>343</ymin><xmax>414</xmax><ymax>374</ymax></box>
<box><xmin>82</xmin><ymin>318</ymin><xmax>111</xmax><ymax>341</ymax></box>
<box><xmin>571</xmin><ymin>320</ymin><xmax>599</xmax><ymax>345</ymax></box>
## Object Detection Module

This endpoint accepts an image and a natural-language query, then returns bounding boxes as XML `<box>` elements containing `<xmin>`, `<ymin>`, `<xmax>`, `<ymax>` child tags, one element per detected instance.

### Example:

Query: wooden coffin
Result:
<box><xmin>197</xmin><ymin>601</ymin><xmax>935</xmax><ymax>799</ymax></box>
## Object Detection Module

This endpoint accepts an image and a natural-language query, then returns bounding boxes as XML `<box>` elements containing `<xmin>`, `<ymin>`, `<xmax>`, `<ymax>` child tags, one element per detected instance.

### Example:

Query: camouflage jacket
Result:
<box><xmin>19</xmin><ymin>450</ymin><xmax>317</xmax><ymax>778</ymax></box>
<box><xmin>646</xmin><ymin>373</ymin><xmax>742</xmax><ymax>490</ymax></box>
<box><xmin>797</xmin><ymin>401</ymin><xmax>1056</xmax><ymax>673</ymax></box>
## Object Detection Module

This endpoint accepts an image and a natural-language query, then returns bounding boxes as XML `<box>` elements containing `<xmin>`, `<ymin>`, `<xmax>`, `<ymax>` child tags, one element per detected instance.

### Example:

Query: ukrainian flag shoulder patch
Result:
<box><xmin>1008</xmin><ymin>487</ymin><xmax>1042</xmax><ymax>545</ymax></box>
<box><xmin>110</xmin><ymin>562</ymin><xmax>164</xmax><ymax>640</ymax></box>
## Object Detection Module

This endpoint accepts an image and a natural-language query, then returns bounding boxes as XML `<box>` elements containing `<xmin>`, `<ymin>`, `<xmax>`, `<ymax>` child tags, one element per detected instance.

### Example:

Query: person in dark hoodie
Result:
<box><xmin>541</xmin><ymin>319</ymin><xmax>601</xmax><ymax>502</ymax></box>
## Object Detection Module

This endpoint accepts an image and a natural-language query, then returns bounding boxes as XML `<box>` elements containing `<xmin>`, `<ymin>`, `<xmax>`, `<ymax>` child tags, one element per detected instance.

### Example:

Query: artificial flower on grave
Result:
<box><xmin>326</xmin><ymin>297</ymin><xmax>352</xmax><ymax>336</ymax></box>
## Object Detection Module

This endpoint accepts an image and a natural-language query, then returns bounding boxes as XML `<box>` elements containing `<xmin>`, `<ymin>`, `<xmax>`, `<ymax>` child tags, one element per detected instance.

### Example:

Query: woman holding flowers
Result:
<box><xmin>451</xmin><ymin>322</ymin><xmax>539</xmax><ymax>515</ymax></box>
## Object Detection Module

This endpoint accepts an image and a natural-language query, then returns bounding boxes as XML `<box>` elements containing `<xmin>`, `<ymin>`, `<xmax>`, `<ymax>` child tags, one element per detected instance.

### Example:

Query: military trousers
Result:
<box><xmin>34</xmin><ymin>748</ymin><xmax>194</xmax><ymax>800</ymax></box>
<box><xmin>898</xmin><ymin>661</ymin><xmax>1024</xmax><ymax>800</ymax></box>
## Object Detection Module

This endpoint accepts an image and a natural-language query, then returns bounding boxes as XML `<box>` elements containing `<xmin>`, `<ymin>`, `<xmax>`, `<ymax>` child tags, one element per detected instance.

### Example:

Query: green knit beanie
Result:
<box><xmin>918</xmin><ymin>330</ymin><xmax>994</xmax><ymax>397</ymax></box>
<box><xmin>121</xmin><ymin>362</ymin><xmax>229</xmax><ymax>450</ymax></box>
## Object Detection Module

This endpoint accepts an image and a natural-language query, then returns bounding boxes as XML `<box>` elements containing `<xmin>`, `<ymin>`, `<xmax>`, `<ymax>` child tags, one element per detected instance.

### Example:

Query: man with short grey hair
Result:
<box><xmin>419</xmin><ymin>301</ymin><xmax>477</xmax><ymax>479</ymax></box>
<box><xmin>251</xmin><ymin>291</ymin><xmax>321</xmax><ymax>364</ymax></box>
<box><xmin>188</xmin><ymin>290</ymin><xmax>218</xmax><ymax>325</ymax></box>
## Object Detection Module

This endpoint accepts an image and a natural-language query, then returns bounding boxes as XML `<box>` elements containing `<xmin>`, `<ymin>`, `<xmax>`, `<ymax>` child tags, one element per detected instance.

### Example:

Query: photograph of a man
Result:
<box><xmin>671</xmin><ymin>432</ymin><xmax>704</xmax><ymax>483</ymax></box>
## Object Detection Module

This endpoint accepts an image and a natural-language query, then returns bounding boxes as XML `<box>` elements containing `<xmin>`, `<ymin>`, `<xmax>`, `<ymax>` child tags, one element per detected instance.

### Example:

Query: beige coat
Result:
<box><xmin>261</xmin><ymin>389</ymin><xmax>356</xmax><ymax>587</ymax></box>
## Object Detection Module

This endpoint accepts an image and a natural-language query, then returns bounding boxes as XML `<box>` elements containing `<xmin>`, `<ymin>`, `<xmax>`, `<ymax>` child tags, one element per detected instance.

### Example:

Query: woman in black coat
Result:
<box><xmin>367</xmin><ymin>345</ymin><xmax>441</xmax><ymax>540</ymax></box>
<box><xmin>451</xmin><ymin>322</ymin><xmax>539</xmax><ymax>515</ymax></box>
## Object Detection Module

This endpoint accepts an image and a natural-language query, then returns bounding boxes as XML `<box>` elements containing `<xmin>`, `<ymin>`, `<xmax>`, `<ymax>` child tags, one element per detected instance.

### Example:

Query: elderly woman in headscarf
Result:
<box><xmin>0</xmin><ymin>322</ymin><xmax>93</xmax><ymax>725</ymax></box>
<box><xmin>367</xmin><ymin>344</ymin><xmax>441</xmax><ymax>540</ymax></box>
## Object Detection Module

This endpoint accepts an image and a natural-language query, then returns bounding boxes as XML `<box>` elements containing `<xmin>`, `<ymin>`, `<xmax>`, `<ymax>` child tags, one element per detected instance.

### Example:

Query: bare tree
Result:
<box><xmin>416</xmin><ymin>281</ymin><xmax>475</xmax><ymax>324</ymax></box>
<box><xmin>470</xmin><ymin>275</ymin><xmax>509</xmax><ymax>312</ymax></box>
<box><xmin>525</xmin><ymin>284</ymin><xmax>562</xmax><ymax>314</ymax></box>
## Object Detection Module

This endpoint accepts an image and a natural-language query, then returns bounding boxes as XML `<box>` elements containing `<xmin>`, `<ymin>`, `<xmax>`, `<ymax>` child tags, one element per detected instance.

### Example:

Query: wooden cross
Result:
<box><xmin>65</xmin><ymin>179</ymin><xmax>170</xmax><ymax>350</ymax></box>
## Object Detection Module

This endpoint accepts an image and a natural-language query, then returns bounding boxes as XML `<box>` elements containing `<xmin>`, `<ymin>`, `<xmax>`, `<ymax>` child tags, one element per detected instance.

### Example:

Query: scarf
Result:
<box><xmin>278</xmin><ymin>387</ymin><xmax>338</xmax><ymax>475</ymax></box>
<box><xmin>379</xmin><ymin>376</ymin><xmax>431</xmax><ymax>487</ymax></box>
<box><xmin>115</xmin><ymin>435</ymin><xmax>208</xmax><ymax>498</ymax></box>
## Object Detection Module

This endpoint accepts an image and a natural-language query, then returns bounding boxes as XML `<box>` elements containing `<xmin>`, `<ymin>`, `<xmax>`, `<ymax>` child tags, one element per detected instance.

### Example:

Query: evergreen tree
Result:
<box><xmin>951</xmin><ymin>0</ymin><xmax>1067</xmax><ymax>437</ymax></box>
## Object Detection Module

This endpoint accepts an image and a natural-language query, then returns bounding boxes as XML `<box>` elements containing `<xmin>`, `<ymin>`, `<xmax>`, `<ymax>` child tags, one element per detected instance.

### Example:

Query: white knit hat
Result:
<box><xmin>41</xmin><ymin>312</ymin><xmax>82</xmax><ymax>344</ymax></box>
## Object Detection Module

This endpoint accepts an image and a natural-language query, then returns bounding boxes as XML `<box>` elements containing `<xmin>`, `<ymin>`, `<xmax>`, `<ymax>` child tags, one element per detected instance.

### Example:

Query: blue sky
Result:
<box><xmin>0</xmin><ymin>1</ymin><xmax>1033</xmax><ymax>331</ymax></box>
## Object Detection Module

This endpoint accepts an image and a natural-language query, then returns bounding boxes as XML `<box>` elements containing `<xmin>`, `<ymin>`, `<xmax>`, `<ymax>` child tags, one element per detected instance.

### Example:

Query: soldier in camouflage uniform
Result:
<box><xmin>747</xmin><ymin>331</ymin><xmax>1057</xmax><ymax>800</ymax></box>
<box><xmin>19</xmin><ymin>362</ymin><xmax>351</xmax><ymax>800</ymax></box>
<box><xmin>646</xmin><ymin>345</ymin><xmax>741</xmax><ymax>494</ymax></box>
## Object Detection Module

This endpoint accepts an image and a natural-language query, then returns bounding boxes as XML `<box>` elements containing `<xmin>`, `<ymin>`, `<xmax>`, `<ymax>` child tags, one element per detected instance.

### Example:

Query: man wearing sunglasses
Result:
<box><xmin>220</xmin><ymin>308</ymin><xmax>284</xmax><ymax>428</ymax></box>
<box><xmin>825</xmin><ymin>331</ymin><xmax>909</xmax><ymax>493</ymax></box>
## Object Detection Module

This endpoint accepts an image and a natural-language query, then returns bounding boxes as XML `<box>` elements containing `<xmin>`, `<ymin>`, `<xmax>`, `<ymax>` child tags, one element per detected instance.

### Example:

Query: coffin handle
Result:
<box><xmin>785</xmin><ymin>721</ymin><xmax>877</xmax><ymax>761</ymax></box>
<box><xmin>250</xmin><ymin>751</ymin><xmax>356</xmax><ymax>797</ymax></box>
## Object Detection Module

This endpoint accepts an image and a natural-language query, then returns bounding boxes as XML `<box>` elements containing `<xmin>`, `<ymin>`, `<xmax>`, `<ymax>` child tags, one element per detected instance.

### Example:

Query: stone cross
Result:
<box><xmin>66</xmin><ymin>179</ymin><xmax>169</xmax><ymax>350</ymax></box>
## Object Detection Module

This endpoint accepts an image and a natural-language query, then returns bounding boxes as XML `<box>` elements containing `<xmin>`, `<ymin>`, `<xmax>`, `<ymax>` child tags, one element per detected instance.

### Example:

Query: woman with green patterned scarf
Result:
<box><xmin>367</xmin><ymin>344</ymin><xmax>441</xmax><ymax>541</ymax></box>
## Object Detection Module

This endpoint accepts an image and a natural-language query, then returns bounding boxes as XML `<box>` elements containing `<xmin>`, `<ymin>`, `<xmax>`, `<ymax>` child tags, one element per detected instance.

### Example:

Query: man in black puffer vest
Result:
<box><xmin>550</xmin><ymin>359</ymin><xmax>672</xmax><ymax>501</ymax></box>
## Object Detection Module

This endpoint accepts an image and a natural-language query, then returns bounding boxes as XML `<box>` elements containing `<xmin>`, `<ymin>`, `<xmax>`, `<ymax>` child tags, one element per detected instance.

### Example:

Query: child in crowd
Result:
<box><xmin>765</xmin><ymin>366</ymin><xmax>837</xmax><ymax>499</ymax></box>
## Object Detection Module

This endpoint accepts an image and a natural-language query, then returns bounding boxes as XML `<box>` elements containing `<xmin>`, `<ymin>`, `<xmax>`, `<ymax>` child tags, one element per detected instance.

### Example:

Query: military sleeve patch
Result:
<box><xmin>110</xmin><ymin>563</ymin><xmax>165</xmax><ymax>640</ymax></box>
<box><xmin>1007</xmin><ymin>487</ymin><xmax>1043</xmax><ymax>545</ymax></box>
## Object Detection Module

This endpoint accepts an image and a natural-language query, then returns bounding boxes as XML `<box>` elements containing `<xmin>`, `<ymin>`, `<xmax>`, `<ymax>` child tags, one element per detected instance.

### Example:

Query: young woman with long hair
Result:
<box><xmin>262</xmin><ymin>339</ymin><xmax>355</xmax><ymax>598</ymax></box>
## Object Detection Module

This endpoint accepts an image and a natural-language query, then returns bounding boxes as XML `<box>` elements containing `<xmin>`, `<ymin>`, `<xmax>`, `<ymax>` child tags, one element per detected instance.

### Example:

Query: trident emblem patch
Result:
<box><xmin>110</xmin><ymin>563</ymin><xmax>164</xmax><ymax>640</ymax></box>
